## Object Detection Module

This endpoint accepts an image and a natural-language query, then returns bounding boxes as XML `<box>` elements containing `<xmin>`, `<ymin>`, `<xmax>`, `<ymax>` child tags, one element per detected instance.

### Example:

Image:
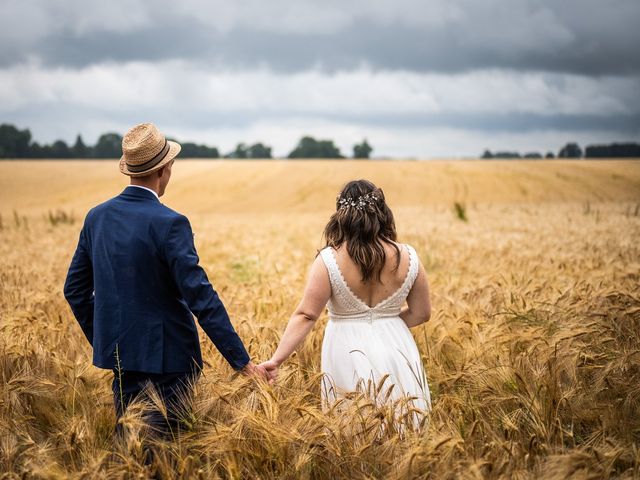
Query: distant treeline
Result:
<box><xmin>0</xmin><ymin>123</ymin><xmax>373</xmax><ymax>159</ymax></box>
<box><xmin>481</xmin><ymin>142</ymin><xmax>640</xmax><ymax>159</ymax></box>
<box><xmin>2</xmin><ymin>123</ymin><xmax>637</xmax><ymax>160</ymax></box>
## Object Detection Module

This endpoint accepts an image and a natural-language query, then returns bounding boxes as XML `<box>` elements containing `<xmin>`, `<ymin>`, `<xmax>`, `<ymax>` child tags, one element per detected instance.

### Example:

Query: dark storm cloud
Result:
<box><xmin>23</xmin><ymin>23</ymin><xmax>638</xmax><ymax>76</ymax></box>
<box><xmin>1</xmin><ymin>0</ymin><xmax>639</xmax><ymax>75</ymax></box>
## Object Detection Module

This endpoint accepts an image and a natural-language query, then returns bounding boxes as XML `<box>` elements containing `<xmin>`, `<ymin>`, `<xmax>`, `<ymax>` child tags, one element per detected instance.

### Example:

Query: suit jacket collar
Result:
<box><xmin>120</xmin><ymin>185</ymin><xmax>161</xmax><ymax>203</ymax></box>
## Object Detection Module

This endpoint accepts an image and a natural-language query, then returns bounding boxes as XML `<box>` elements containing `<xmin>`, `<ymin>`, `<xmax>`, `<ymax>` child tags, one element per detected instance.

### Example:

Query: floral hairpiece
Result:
<box><xmin>337</xmin><ymin>192</ymin><xmax>379</xmax><ymax>211</ymax></box>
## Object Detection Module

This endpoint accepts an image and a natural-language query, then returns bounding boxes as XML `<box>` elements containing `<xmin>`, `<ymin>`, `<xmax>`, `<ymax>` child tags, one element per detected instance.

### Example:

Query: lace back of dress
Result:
<box><xmin>320</xmin><ymin>244</ymin><xmax>419</xmax><ymax>317</ymax></box>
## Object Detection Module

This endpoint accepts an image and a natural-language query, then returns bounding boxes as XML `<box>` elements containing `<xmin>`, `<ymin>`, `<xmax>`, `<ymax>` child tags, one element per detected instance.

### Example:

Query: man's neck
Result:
<box><xmin>130</xmin><ymin>180</ymin><xmax>159</xmax><ymax>194</ymax></box>
<box><xmin>128</xmin><ymin>183</ymin><xmax>159</xmax><ymax>198</ymax></box>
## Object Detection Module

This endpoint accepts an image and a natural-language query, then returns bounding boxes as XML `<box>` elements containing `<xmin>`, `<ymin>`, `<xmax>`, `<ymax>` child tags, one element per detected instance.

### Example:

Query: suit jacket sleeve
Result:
<box><xmin>64</xmin><ymin>222</ymin><xmax>94</xmax><ymax>345</ymax></box>
<box><xmin>164</xmin><ymin>214</ymin><xmax>251</xmax><ymax>371</ymax></box>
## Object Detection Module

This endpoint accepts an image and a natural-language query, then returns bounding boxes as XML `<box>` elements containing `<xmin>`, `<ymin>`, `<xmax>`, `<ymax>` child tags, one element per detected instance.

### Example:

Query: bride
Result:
<box><xmin>261</xmin><ymin>179</ymin><xmax>431</xmax><ymax>421</ymax></box>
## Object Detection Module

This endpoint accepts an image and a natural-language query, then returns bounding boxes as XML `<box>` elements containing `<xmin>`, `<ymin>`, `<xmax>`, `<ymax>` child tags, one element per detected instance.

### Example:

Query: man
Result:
<box><xmin>64</xmin><ymin>123</ymin><xmax>272</xmax><ymax>438</ymax></box>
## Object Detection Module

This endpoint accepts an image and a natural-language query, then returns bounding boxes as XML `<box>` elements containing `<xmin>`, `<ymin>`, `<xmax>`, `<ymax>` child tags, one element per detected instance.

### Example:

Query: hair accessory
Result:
<box><xmin>338</xmin><ymin>192</ymin><xmax>379</xmax><ymax>211</ymax></box>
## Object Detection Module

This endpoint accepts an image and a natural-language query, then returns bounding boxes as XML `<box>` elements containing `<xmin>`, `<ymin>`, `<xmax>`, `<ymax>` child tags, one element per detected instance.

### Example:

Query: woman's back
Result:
<box><xmin>320</xmin><ymin>242</ymin><xmax>419</xmax><ymax>322</ymax></box>
<box><xmin>331</xmin><ymin>241</ymin><xmax>411</xmax><ymax>308</ymax></box>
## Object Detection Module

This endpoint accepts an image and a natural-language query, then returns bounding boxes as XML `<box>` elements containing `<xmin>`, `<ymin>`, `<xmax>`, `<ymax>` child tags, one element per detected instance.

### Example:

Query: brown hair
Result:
<box><xmin>323</xmin><ymin>179</ymin><xmax>400</xmax><ymax>282</ymax></box>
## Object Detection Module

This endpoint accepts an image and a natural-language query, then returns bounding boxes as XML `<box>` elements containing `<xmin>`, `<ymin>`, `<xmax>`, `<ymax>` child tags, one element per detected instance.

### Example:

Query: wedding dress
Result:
<box><xmin>319</xmin><ymin>244</ymin><xmax>431</xmax><ymax>420</ymax></box>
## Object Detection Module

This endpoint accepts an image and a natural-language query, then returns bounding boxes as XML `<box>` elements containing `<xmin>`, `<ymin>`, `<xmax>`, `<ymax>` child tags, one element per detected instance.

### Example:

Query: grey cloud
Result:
<box><xmin>1</xmin><ymin>0</ymin><xmax>639</xmax><ymax>75</ymax></box>
<box><xmin>333</xmin><ymin>112</ymin><xmax>640</xmax><ymax>134</ymax></box>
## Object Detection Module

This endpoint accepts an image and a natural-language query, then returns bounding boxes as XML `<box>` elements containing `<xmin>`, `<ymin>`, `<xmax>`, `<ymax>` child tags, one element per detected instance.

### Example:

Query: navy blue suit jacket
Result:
<box><xmin>63</xmin><ymin>186</ymin><xmax>251</xmax><ymax>374</ymax></box>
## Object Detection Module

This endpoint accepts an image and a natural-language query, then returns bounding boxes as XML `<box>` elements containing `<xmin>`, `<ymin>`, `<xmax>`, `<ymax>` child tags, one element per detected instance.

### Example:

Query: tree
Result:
<box><xmin>93</xmin><ymin>133</ymin><xmax>123</xmax><ymax>158</ymax></box>
<box><xmin>585</xmin><ymin>142</ymin><xmax>640</xmax><ymax>158</ymax></box>
<box><xmin>180</xmin><ymin>142</ymin><xmax>220</xmax><ymax>158</ymax></box>
<box><xmin>226</xmin><ymin>142</ymin><xmax>272</xmax><ymax>158</ymax></box>
<box><xmin>224</xmin><ymin>143</ymin><xmax>248</xmax><ymax>159</ymax></box>
<box><xmin>0</xmin><ymin>123</ymin><xmax>31</xmax><ymax>158</ymax></box>
<box><xmin>558</xmin><ymin>142</ymin><xmax>582</xmax><ymax>158</ymax></box>
<box><xmin>523</xmin><ymin>152</ymin><xmax>542</xmax><ymax>159</ymax></box>
<box><xmin>493</xmin><ymin>151</ymin><xmax>521</xmax><ymax>159</ymax></box>
<box><xmin>51</xmin><ymin>140</ymin><xmax>71</xmax><ymax>158</ymax></box>
<box><xmin>247</xmin><ymin>143</ymin><xmax>272</xmax><ymax>158</ymax></box>
<box><xmin>28</xmin><ymin>142</ymin><xmax>43</xmax><ymax>158</ymax></box>
<box><xmin>72</xmin><ymin>134</ymin><xmax>89</xmax><ymax>158</ymax></box>
<box><xmin>288</xmin><ymin>136</ymin><xmax>343</xmax><ymax>159</ymax></box>
<box><xmin>545</xmin><ymin>151</ymin><xmax>555</xmax><ymax>158</ymax></box>
<box><xmin>481</xmin><ymin>149</ymin><xmax>493</xmax><ymax>159</ymax></box>
<box><xmin>353</xmin><ymin>139</ymin><xmax>373</xmax><ymax>159</ymax></box>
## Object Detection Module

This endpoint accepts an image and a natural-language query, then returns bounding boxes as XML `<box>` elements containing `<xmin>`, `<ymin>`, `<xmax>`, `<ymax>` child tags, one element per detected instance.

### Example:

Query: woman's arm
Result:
<box><xmin>266</xmin><ymin>255</ymin><xmax>332</xmax><ymax>369</ymax></box>
<box><xmin>400</xmin><ymin>261</ymin><xmax>431</xmax><ymax>328</ymax></box>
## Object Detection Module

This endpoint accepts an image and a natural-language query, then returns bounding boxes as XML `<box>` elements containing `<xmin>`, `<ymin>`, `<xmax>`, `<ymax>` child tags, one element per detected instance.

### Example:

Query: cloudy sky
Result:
<box><xmin>1</xmin><ymin>0</ymin><xmax>639</xmax><ymax>158</ymax></box>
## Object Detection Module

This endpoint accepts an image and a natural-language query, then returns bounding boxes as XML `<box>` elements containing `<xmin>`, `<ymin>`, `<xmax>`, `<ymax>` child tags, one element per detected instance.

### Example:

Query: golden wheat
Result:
<box><xmin>0</xmin><ymin>159</ymin><xmax>639</xmax><ymax>479</ymax></box>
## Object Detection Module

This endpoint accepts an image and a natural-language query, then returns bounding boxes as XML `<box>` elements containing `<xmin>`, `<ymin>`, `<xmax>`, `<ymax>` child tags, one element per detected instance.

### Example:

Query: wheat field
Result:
<box><xmin>1</xmin><ymin>159</ymin><xmax>639</xmax><ymax>479</ymax></box>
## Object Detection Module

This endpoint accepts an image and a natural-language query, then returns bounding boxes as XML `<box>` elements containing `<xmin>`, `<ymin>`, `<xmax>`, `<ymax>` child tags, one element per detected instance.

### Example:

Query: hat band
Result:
<box><xmin>126</xmin><ymin>140</ymin><xmax>170</xmax><ymax>173</ymax></box>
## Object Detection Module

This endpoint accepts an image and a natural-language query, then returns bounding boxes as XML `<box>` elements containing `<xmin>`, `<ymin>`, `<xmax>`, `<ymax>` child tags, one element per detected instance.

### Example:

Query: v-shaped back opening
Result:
<box><xmin>327</xmin><ymin>244</ymin><xmax>414</xmax><ymax>310</ymax></box>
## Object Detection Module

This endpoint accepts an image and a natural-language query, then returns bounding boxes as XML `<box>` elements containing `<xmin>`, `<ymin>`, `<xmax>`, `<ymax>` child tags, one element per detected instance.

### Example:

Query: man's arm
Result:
<box><xmin>64</xmin><ymin>223</ymin><xmax>94</xmax><ymax>345</ymax></box>
<box><xmin>164</xmin><ymin>214</ymin><xmax>251</xmax><ymax>371</ymax></box>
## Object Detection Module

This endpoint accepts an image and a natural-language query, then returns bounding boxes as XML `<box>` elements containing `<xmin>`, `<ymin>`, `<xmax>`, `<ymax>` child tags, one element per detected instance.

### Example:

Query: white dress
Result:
<box><xmin>319</xmin><ymin>244</ymin><xmax>431</xmax><ymax>418</ymax></box>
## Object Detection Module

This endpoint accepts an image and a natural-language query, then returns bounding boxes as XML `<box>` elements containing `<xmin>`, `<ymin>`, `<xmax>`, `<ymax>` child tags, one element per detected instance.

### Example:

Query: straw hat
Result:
<box><xmin>119</xmin><ymin>123</ymin><xmax>181</xmax><ymax>177</ymax></box>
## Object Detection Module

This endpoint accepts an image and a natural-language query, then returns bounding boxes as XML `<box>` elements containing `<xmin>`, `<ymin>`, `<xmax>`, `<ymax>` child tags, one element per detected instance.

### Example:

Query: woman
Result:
<box><xmin>262</xmin><ymin>179</ymin><xmax>431</xmax><ymax>418</ymax></box>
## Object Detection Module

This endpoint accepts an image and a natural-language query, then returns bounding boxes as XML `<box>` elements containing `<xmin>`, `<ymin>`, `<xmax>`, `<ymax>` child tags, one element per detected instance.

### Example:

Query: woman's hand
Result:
<box><xmin>258</xmin><ymin>359</ymin><xmax>280</xmax><ymax>383</ymax></box>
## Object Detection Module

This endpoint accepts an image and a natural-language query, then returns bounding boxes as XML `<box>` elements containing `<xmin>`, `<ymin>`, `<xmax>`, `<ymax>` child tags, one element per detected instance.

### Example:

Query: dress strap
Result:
<box><xmin>319</xmin><ymin>247</ymin><xmax>341</xmax><ymax>292</ymax></box>
<box><xmin>404</xmin><ymin>244</ymin><xmax>420</xmax><ymax>289</ymax></box>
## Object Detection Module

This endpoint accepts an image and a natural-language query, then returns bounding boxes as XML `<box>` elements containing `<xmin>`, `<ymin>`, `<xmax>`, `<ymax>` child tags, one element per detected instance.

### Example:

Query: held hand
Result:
<box><xmin>258</xmin><ymin>359</ymin><xmax>280</xmax><ymax>384</ymax></box>
<box><xmin>240</xmin><ymin>361</ymin><xmax>270</xmax><ymax>382</ymax></box>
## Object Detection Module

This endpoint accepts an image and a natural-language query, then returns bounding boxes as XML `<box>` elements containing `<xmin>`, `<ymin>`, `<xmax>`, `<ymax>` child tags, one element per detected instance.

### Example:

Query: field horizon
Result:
<box><xmin>2</xmin><ymin>159</ymin><xmax>639</xmax><ymax>215</ymax></box>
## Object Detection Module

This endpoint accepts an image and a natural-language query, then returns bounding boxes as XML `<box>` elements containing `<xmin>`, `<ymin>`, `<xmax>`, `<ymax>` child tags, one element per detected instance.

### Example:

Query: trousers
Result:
<box><xmin>112</xmin><ymin>366</ymin><xmax>201</xmax><ymax>440</ymax></box>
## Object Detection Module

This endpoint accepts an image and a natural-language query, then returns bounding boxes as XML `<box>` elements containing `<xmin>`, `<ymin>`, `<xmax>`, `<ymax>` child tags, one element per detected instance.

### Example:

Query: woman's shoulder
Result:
<box><xmin>388</xmin><ymin>241</ymin><xmax>413</xmax><ymax>254</ymax></box>
<box><xmin>397</xmin><ymin>241</ymin><xmax>415</xmax><ymax>251</ymax></box>
<box><xmin>317</xmin><ymin>245</ymin><xmax>335</xmax><ymax>263</ymax></box>
<box><xmin>403</xmin><ymin>242</ymin><xmax>416</xmax><ymax>251</ymax></box>
<box><xmin>397</xmin><ymin>242</ymin><xmax>419</xmax><ymax>264</ymax></box>
<box><xmin>318</xmin><ymin>245</ymin><xmax>333</xmax><ymax>255</ymax></box>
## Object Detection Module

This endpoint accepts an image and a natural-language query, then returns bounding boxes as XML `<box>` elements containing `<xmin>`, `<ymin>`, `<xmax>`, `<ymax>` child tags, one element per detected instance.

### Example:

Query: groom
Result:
<box><xmin>64</xmin><ymin>123</ymin><xmax>272</xmax><ymax>437</ymax></box>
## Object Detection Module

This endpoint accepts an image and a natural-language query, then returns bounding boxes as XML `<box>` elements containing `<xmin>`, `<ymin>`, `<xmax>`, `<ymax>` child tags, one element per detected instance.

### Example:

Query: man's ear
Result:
<box><xmin>157</xmin><ymin>165</ymin><xmax>165</xmax><ymax>177</ymax></box>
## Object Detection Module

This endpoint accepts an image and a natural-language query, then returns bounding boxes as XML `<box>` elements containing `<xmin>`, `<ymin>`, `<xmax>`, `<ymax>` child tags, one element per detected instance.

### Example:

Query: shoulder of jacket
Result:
<box><xmin>84</xmin><ymin>198</ymin><xmax>111</xmax><ymax>223</ymax></box>
<box><xmin>151</xmin><ymin>203</ymin><xmax>186</xmax><ymax>223</ymax></box>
